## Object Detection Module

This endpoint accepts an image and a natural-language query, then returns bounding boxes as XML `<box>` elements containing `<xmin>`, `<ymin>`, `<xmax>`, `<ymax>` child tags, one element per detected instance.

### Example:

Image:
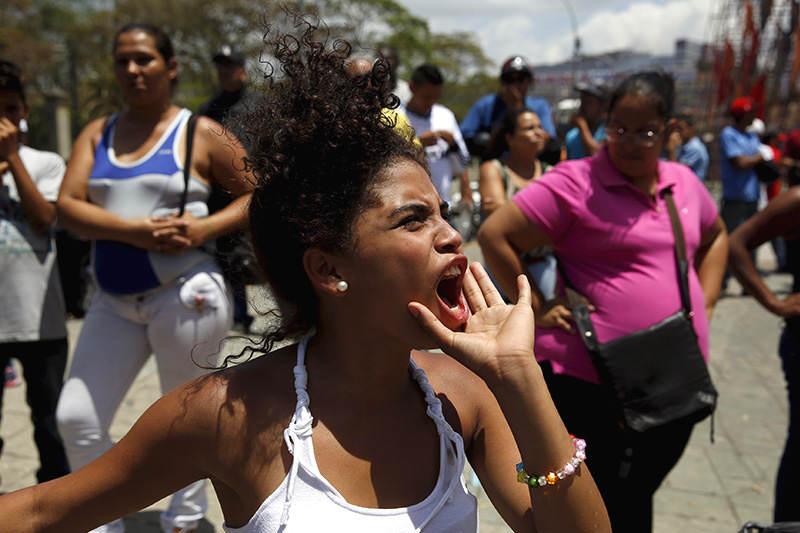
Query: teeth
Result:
<box><xmin>442</xmin><ymin>265</ymin><xmax>462</xmax><ymax>279</ymax></box>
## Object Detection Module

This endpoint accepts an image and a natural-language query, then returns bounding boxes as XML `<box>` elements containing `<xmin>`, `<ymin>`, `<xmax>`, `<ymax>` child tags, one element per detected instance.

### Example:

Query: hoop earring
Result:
<box><xmin>336</xmin><ymin>280</ymin><xmax>349</xmax><ymax>293</ymax></box>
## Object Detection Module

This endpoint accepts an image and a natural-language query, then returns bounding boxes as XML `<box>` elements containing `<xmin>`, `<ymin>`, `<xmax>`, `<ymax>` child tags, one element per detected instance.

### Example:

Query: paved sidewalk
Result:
<box><xmin>0</xmin><ymin>246</ymin><xmax>788</xmax><ymax>531</ymax></box>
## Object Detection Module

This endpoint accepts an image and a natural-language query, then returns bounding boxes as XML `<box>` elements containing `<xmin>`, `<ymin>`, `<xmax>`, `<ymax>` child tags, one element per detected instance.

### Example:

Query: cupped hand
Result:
<box><xmin>408</xmin><ymin>262</ymin><xmax>535</xmax><ymax>381</ymax></box>
<box><xmin>570</xmin><ymin>113</ymin><xmax>588</xmax><ymax>128</ymax></box>
<box><xmin>128</xmin><ymin>216</ymin><xmax>190</xmax><ymax>252</ymax></box>
<box><xmin>418</xmin><ymin>131</ymin><xmax>439</xmax><ymax>147</ymax></box>
<box><xmin>435</xmin><ymin>130</ymin><xmax>455</xmax><ymax>147</ymax></box>
<box><xmin>169</xmin><ymin>212</ymin><xmax>211</xmax><ymax>250</ymax></box>
<box><xmin>536</xmin><ymin>299</ymin><xmax>575</xmax><ymax>333</ymax></box>
<box><xmin>0</xmin><ymin>118</ymin><xmax>20</xmax><ymax>160</ymax></box>
<box><xmin>770</xmin><ymin>293</ymin><xmax>800</xmax><ymax>318</ymax></box>
<box><xmin>536</xmin><ymin>288</ymin><xmax>595</xmax><ymax>333</ymax></box>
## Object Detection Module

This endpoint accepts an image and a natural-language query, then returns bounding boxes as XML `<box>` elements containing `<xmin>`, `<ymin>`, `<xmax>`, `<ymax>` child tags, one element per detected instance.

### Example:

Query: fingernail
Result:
<box><xmin>408</xmin><ymin>307</ymin><xmax>420</xmax><ymax>318</ymax></box>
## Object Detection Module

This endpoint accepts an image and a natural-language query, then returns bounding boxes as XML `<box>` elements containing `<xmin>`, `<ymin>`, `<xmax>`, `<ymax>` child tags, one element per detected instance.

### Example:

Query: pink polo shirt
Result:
<box><xmin>513</xmin><ymin>149</ymin><xmax>718</xmax><ymax>383</ymax></box>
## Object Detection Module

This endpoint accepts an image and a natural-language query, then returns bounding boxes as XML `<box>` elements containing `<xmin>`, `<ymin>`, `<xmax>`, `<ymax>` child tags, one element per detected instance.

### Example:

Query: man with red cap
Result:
<box><xmin>719</xmin><ymin>96</ymin><xmax>763</xmax><ymax>288</ymax></box>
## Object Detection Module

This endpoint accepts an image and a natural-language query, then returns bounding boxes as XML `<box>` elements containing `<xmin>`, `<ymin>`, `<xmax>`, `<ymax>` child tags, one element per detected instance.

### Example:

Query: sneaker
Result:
<box><xmin>4</xmin><ymin>362</ymin><xmax>21</xmax><ymax>388</ymax></box>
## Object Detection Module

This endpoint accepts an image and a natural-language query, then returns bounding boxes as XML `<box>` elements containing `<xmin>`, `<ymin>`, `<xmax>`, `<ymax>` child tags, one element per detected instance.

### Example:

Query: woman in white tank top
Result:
<box><xmin>0</xmin><ymin>21</ymin><xmax>611</xmax><ymax>533</ymax></box>
<box><xmin>52</xmin><ymin>23</ymin><xmax>254</xmax><ymax>533</ymax></box>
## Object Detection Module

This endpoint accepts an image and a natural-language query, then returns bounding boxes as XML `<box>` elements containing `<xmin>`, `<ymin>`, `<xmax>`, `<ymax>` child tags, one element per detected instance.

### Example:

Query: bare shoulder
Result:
<box><xmin>77</xmin><ymin>116</ymin><xmax>113</xmax><ymax>146</ymax></box>
<box><xmin>194</xmin><ymin>115</ymin><xmax>241</xmax><ymax>149</ymax></box>
<box><xmin>164</xmin><ymin>344</ymin><xmax>301</xmax><ymax>469</ymax></box>
<box><xmin>479</xmin><ymin>159</ymin><xmax>500</xmax><ymax>178</ymax></box>
<box><xmin>410</xmin><ymin>350</ymin><xmax>494</xmax><ymax>447</ymax></box>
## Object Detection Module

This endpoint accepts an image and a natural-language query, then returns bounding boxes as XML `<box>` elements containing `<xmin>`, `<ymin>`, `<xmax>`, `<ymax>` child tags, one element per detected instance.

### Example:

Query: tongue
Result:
<box><xmin>437</xmin><ymin>277</ymin><xmax>458</xmax><ymax>308</ymax></box>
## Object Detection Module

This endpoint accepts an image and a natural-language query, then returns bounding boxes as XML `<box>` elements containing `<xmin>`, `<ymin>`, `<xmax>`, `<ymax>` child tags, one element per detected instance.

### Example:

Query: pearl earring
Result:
<box><xmin>336</xmin><ymin>280</ymin><xmax>349</xmax><ymax>293</ymax></box>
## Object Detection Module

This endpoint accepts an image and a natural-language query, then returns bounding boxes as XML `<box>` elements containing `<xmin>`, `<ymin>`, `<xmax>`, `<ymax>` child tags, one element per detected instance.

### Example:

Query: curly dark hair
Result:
<box><xmin>223</xmin><ymin>18</ymin><xmax>424</xmax><ymax>364</ymax></box>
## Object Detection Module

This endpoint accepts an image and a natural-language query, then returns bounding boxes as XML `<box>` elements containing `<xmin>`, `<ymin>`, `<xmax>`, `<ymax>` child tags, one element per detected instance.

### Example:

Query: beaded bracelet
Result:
<box><xmin>516</xmin><ymin>436</ymin><xmax>587</xmax><ymax>488</ymax></box>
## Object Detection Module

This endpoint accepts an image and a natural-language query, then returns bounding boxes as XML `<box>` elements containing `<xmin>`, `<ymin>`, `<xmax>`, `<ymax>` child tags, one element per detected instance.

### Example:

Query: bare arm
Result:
<box><xmin>478</xmin><ymin>202</ymin><xmax>578</xmax><ymax>332</ymax></box>
<box><xmin>574</xmin><ymin>117</ymin><xmax>602</xmax><ymax>157</ymax></box>
<box><xmin>478</xmin><ymin>161</ymin><xmax>508</xmax><ymax>216</ymax></box>
<box><xmin>730</xmin><ymin>152</ymin><xmax>763</xmax><ymax>170</ymax></box>
<box><xmin>0</xmin><ymin>118</ymin><xmax>56</xmax><ymax>232</ymax></box>
<box><xmin>170</xmin><ymin>117</ymin><xmax>255</xmax><ymax>248</ymax></box>
<box><xmin>0</xmin><ymin>381</ymin><xmax>215</xmax><ymax>533</ymax></box>
<box><xmin>694</xmin><ymin>216</ymin><xmax>728</xmax><ymax>321</ymax></box>
<box><xmin>459</xmin><ymin>168</ymin><xmax>473</xmax><ymax>206</ymax></box>
<box><xmin>729</xmin><ymin>187</ymin><xmax>800</xmax><ymax>317</ymax></box>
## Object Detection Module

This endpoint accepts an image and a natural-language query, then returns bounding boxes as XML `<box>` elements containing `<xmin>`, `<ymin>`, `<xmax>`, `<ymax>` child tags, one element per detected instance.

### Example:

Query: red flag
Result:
<box><xmin>749</xmin><ymin>74</ymin><xmax>767</xmax><ymax>119</ymax></box>
<box><xmin>740</xmin><ymin>0</ymin><xmax>759</xmax><ymax>91</ymax></box>
<box><xmin>791</xmin><ymin>26</ymin><xmax>800</xmax><ymax>90</ymax></box>
<box><xmin>716</xmin><ymin>40</ymin><xmax>735</xmax><ymax>106</ymax></box>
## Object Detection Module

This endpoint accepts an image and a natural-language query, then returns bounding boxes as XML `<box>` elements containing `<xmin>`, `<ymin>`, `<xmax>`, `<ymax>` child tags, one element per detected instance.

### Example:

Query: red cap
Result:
<box><xmin>730</xmin><ymin>97</ymin><xmax>754</xmax><ymax>116</ymax></box>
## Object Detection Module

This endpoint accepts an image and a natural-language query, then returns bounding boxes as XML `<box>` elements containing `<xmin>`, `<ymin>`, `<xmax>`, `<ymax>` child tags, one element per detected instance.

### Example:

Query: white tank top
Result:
<box><xmin>223</xmin><ymin>335</ymin><xmax>478</xmax><ymax>532</ymax></box>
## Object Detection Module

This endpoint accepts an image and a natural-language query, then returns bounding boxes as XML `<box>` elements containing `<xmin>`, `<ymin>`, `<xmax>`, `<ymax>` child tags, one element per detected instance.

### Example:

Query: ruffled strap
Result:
<box><xmin>279</xmin><ymin>333</ymin><xmax>315</xmax><ymax>526</ymax></box>
<box><xmin>409</xmin><ymin>356</ymin><xmax>468</xmax><ymax>532</ymax></box>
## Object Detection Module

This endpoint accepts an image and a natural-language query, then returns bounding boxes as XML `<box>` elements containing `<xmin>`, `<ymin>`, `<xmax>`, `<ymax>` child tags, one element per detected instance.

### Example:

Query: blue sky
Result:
<box><xmin>396</xmin><ymin>0</ymin><xmax>716</xmax><ymax>68</ymax></box>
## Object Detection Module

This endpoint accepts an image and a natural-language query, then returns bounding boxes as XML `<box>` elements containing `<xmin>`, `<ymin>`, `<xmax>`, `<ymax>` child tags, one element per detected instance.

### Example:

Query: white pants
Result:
<box><xmin>56</xmin><ymin>261</ymin><xmax>233</xmax><ymax>533</ymax></box>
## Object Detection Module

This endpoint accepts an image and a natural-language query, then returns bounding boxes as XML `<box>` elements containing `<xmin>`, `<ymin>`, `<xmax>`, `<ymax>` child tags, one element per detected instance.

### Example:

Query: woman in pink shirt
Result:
<box><xmin>479</xmin><ymin>72</ymin><xmax>728</xmax><ymax>532</ymax></box>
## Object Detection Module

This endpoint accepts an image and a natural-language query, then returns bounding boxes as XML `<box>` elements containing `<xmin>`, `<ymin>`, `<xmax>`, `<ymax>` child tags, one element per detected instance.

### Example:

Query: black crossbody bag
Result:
<box><xmin>568</xmin><ymin>190</ymin><xmax>718</xmax><ymax>433</ymax></box>
<box><xmin>179</xmin><ymin>114</ymin><xmax>261</xmax><ymax>285</ymax></box>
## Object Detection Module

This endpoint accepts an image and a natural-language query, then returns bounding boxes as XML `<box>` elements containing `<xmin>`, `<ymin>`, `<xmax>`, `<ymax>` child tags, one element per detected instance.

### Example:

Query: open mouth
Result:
<box><xmin>437</xmin><ymin>268</ymin><xmax>462</xmax><ymax>308</ymax></box>
<box><xmin>434</xmin><ymin>256</ymin><xmax>469</xmax><ymax>327</ymax></box>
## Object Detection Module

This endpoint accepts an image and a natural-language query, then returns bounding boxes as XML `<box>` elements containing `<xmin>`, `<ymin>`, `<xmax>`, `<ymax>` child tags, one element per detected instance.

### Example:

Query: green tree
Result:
<box><xmin>1</xmin><ymin>0</ymin><xmax>492</xmax><ymax>149</ymax></box>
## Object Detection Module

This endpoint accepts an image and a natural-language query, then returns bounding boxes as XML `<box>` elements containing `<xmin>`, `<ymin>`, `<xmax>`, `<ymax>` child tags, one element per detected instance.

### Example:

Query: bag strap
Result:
<box><xmin>572</xmin><ymin>301</ymin><xmax>600</xmax><ymax>351</ymax></box>
<box><xmin>662</xmin><ymin>189</ymin><xmax>693</xmax><ymax>315</ymax></box>
<box><xmin>178</xmin><ymin>113</ymin><xmax>198</xmax><ymax>217</ymax></box>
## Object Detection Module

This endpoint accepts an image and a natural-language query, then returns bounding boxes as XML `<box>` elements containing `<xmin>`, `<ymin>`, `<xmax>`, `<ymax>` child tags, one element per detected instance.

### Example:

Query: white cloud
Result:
<box><xmin>396</xmin><ymin>0</ymin><xmax>715</xmax><ymax>69</ymax></box>
<box><xmin>575</xmin><ymin>1</ymin><xmax>714</xmax><ymax>58</ymax></box>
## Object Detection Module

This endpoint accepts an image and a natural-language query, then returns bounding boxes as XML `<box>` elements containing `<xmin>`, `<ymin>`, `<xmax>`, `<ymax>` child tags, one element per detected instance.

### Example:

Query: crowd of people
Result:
<box><xmin>0</xmin><ymin>14</ymin><xmax>798</xmax><ymax>533</ymax></box>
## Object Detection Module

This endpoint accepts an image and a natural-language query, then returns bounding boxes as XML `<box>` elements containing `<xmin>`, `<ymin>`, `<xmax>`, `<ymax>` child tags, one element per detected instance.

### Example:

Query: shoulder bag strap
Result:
<box><xmin>178</xmin><ymin>114</ymin><xmax>198</xmax><ymax>217</ymax></box>
<box><xmin>662</xmin><ymin>189</ymin><xmax>693</xmax><ymax>316</ymax></box>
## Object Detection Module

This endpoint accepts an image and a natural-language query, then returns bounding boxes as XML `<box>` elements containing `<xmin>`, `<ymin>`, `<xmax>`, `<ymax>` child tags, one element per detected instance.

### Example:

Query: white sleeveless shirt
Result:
<box><xmin>224</xmin><ymin>335</ymin><xmax>478</xmax><ymax>532</ymax></box>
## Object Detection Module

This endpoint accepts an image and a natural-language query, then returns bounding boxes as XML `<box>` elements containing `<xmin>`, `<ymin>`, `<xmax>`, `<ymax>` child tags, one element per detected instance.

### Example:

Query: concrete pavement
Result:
<box><xmin>0</xmin><ymin>246</ymin><xmax>788</xmax><ymax>532</ymax></box>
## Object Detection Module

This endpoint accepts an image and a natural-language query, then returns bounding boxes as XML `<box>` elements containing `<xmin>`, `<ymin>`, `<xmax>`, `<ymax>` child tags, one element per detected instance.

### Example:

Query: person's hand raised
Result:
<box><xmin>0</xmin><ymin>118</ymin><xmax>20</xmax><ymax>161</ymax></box>
<box><xmin>408</xmin><ymin>262</ymin><xmax>535</xmax><ymax>381</ymax></box>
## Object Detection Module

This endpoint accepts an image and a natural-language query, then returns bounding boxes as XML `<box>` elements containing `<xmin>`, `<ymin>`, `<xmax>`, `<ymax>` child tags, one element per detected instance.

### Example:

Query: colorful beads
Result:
<box><xmin>515</xmin><ymin>436</ymin><xmax>587</xmax><ymax>489</ymax></box>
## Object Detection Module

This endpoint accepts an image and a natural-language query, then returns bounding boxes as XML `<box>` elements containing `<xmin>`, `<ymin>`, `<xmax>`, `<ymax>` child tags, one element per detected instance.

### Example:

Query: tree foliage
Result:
<box><xmin>0</xmin><ymin>0</ymin><xmax>492</xmax><ymax>150</ymax></box>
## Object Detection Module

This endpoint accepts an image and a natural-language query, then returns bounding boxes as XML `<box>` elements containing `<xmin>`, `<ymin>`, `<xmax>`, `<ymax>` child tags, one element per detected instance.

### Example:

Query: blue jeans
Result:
<box><xmin>776</xmin><ymin>327</ymin><xmax>799</xmax><ymax>520</ymax></box>
<box><xmin>527</xmin><ymin>254</ymin><xmax>557</xmax><ymax>302</ymax></box>
<box><xmin>721</xmin><ymin>200</ymin><xmax>758</xmax><ymax>286</ymax></box>
<box><xmin>485</xmin><ymin>253</ymin><xmax>557</xmax><ymax>303</ymax></box>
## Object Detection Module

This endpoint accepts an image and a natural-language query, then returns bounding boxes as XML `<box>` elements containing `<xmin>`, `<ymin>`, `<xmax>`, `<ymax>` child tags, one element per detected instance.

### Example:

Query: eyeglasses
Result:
<box><xmin>604</xmin><ymin>126</ymin><xmax>663</xmax><ymax>147</ymax></box>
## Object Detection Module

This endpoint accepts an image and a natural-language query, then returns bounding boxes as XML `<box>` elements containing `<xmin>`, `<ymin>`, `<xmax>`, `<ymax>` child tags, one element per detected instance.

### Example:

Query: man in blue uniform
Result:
<box><xmin>460</xmin><ymin>56</ymin><xmax>555</xmax><ymax>161</ymax></box>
